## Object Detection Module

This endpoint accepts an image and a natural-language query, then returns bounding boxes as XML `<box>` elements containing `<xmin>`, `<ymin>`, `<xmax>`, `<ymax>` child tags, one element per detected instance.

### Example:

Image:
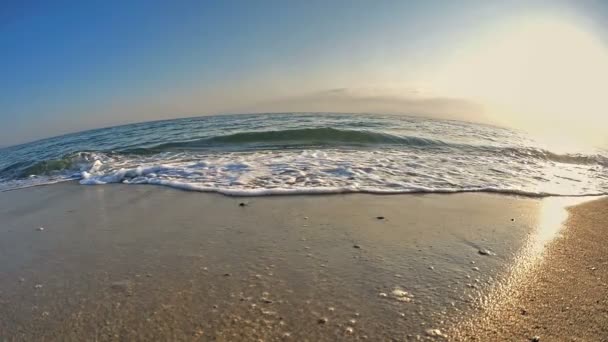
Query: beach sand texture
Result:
<box><xmin>0</xmin><ymin>183</ymin><xmax>604</xmax><ymax>341</ymax></box>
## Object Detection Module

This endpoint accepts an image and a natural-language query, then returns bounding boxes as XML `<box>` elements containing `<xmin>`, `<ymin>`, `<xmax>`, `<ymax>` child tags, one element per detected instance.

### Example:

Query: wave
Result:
<box><xmin>127</xmin><ymin>128</ymin><xmax>448</xmax><ymax>152</ymax></box>
<box><xmin>117</xmin><ymin>128</ymin><xmax>608</xmax><ymax>166</ymax></box>
<box><xmin>0</xmin><ymin>152</ymin><xmax>106</xmax><ymax>179</ymax></box>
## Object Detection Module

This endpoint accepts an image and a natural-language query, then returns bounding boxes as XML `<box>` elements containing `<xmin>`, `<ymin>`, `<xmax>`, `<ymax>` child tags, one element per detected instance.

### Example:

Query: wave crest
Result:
<box><xmin>133</xmin><ymin>128</ymin><xmax>447</xmax><ymax>152</ymax></box>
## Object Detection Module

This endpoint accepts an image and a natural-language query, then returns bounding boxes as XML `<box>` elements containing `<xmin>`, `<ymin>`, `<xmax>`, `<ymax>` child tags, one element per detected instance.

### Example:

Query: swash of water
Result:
<box><xmin>0</xmin><ymin>113</ymin><xmax>606</xmax><ymax>196</ymax></box>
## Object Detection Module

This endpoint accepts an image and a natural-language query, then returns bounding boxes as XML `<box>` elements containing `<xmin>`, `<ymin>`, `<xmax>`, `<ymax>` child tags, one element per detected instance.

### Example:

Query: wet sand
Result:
<box><xmin>451</xmin><ymin>197</ymin><xmax>608</xmax><ymax>341</ymax></box>
<box><xmin>0</xmin><ymin>183</ymin><xmax>599</xmax><ymax>341</ymax></box>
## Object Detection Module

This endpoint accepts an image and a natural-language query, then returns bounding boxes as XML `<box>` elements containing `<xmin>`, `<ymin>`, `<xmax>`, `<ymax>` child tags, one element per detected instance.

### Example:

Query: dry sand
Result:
<box><xmin>450</xmin><ymin>197</ymin><xmax>608</xmax><ymax>341</ymax></box>
<box><xmin>0</xmin><ymin>183</ymin><xmax>603</xmax><ymax>341</ymax></box>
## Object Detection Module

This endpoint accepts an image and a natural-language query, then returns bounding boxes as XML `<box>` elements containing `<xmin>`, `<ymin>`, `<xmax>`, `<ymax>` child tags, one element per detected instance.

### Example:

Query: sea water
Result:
<box><xmin>1</xmin><ymin>113</ymin><xmax>606</xmax><ymax>196</ymax></box>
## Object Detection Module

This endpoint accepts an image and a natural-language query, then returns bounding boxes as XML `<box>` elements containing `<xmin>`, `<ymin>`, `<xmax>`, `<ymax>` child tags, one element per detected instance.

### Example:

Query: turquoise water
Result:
<box><xmin>0</xmin><ymin>113</ymin><xmax>606</xmax><ymax>196</ymax></box>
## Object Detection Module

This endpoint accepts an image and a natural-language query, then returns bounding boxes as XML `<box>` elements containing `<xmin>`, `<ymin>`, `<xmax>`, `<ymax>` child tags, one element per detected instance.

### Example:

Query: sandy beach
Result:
<box><xmin>0</xmin><ymin>183</ymin><xmax>604</xmax><ymax>341</ymax></box>
<box><xmin>451</xmin><ymin>197</ymin><xmax>608</xmax><ymax>341</ymax></box>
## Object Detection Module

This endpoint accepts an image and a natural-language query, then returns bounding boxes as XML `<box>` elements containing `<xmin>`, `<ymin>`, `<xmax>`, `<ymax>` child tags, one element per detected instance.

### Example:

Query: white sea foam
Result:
<box><xmin>55</xmin><ymin>148</ymin><xmax>605</xmax><ymax>196</ymax></box>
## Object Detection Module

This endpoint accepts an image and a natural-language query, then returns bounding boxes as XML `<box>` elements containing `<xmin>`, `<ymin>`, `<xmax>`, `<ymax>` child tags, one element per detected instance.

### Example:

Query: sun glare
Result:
<box><xmin>431</xmin><ymin>17</ymin><xmax>608</xmax><ymax>147</ymax></box>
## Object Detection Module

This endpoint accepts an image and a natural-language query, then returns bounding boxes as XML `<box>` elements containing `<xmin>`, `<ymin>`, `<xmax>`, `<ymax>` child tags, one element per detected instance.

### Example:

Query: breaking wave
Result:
<box><xmin>124</xmin><ymin>128</ymin><xmax>448</xmax><ymax>152</ymax></box>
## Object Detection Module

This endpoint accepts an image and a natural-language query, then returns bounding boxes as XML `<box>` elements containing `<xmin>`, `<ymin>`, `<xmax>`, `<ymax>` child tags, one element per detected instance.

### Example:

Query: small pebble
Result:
<box><xmin>530</xmin><ymin>336</ymin><xmax>540</xmax><ymax>342</ymax></box>
<box><xmin>328</xmin><ymin>306</ymin><xmax>335</xmax><ymax>312</ymax></box>
<box><xmin>304</xmin><ymin>217</ymin><xmax>309</xmax><ymax>220</ymax></box>
<box><xmin>378</xmin><ymin>292</ymin><xmax>388</xmax><ymax>298</ymax></box>
<box><xmin>392</xmin><ymin>288</ymin><xmax>413</xmax><ymax>302</ymax></box>
<box><xmin>376</xmin><ymin>216</ymin><xmax>385</xmax><ymax>220</ymax></box>
<box><xmin>34</xmin><ymin>284</ymin><xmax>43</xmax><ymax>289</ymax></box>
<box><xmin>353</xmin><ymin>244</ymin><xmax>361</xmax><ymax>249</ymax></box>
<box><xmin>425</xmin><ymin>328</ymin><xmax>446</xmax><ymax>338</ymax></box>
<box><xmin>239</xmin><ymin>202</ymin><xmax>246</xmax><ymax>207</ymax></box>
<box><xmin>429</xmin><ymin>266</ymin><xmax>435</xmax><ymax>270</ymax></box>
<box><xmin>223</xmin><ymin>273</ymin><xmax>231</xmax><ymax>277</ymax></box>
<box><xmin>318</xmin><ymin>317</ymin><xmax>328</xmax><ymax>324</ymax></box>
<box><xmin>472</xmin><ymin>266</ymin><xmax>480</xmax><ymax>271</ymax></box>
<box><xmin>36</xmin><ymin>227</ymin><xmax>44</xmax><ymax>231</ymax></box>
<box><xmin>478</xmin><ymin>249</ymin><xmax>492</xmax><ymax>256</ymax></box>
<box><xmin>345</xmin><ymin>327</ymin><xmax>354</xmax><ymax>334</ymax></box>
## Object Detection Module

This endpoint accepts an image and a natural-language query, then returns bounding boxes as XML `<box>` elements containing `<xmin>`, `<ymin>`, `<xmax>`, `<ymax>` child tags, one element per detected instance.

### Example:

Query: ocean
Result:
<box><xmin>0</xmin><ymin>113</ymin><xmax>606</xmax><ymax>196</ymax></box>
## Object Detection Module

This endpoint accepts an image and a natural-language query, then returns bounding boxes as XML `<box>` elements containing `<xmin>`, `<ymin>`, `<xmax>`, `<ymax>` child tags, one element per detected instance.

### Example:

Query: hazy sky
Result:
<box><xmin>1</xmin><ymin>1</ymin><xmax>607</xmax><ymax>146</ymax></box>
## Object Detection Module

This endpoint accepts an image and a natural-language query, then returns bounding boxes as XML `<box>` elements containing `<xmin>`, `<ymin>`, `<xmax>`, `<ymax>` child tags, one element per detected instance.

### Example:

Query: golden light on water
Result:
<box><xmin>430</xmin><ymin>16</ymin><xmax>608</xmax><ymax>147</ymax></box>
<box><xmin>468</xmin><ymin>195</ymin><xmax>599</xmax><ymax>326</ymax></box>
<box><xmin>504</xmin><ymin>196</ymin><xmax>594</xmax><ymax>281</ymax></box>
<box><xmin>532</xmin><ymin>196</ymin><xmax>592</xmax><ymax>255</ymax></box>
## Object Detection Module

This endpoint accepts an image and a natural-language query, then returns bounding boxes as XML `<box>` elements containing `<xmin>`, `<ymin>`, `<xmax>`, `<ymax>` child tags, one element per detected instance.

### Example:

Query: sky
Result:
<box><xmin>1</xmin><ymin>0</ymin><xmax>607</xmax><ymax>147</ymax></box>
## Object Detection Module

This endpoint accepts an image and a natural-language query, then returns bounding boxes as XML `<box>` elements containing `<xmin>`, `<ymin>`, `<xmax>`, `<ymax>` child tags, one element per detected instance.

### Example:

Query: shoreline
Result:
<box><xmin>3</xmin><ymin>179</ymin><xmax>607</xmax><ymax>199</ymax></box>
<box><xmin>0</xmin><ymin>183</ymin><xmax>604</xmax><ymax>340</ymax></box>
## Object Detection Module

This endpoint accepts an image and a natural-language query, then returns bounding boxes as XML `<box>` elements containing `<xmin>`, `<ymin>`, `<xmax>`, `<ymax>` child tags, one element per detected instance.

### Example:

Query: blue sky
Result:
<box><xmin>1</xmin><ymin>0</ymin><xmax>607</xmax><ymax>146</ymax></box>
